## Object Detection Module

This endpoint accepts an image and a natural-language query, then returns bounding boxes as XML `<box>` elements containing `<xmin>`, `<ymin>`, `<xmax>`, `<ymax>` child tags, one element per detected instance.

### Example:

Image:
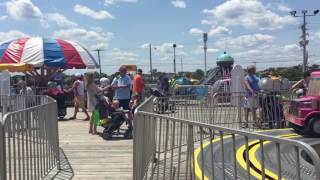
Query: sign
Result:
<box><xmin>231</xmin><ymin>65</ymin><xmax>245</xmax><ymax>106</ymax></box>
<box><xmin>0</xmin><ymin>70</ymin><xmax>10</xmax><ymax>95</ymax></box>
<box><xmin>123</xmin><ymin>65</ymin><xmax>137</xmax><ymax>75</ymax></box>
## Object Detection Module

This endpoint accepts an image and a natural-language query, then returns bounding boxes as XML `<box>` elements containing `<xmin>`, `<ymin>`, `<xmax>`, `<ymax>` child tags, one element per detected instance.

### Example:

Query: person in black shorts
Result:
<box><xmin>111</xmin><ymin>66</ymin><xmax>132</xmax><ymax>110</ymax></box>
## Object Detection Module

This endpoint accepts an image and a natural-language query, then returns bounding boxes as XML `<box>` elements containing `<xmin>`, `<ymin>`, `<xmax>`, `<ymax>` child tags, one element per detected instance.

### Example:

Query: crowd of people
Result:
<box><xmin>242</xmin><ymin>65</ymin><xmax>311</xmax><ymax>128</ymax></box>
<box><xmin>65</xmin><ymin>66</ymin><xmax>144</xmax><ymax>135</ymax></box>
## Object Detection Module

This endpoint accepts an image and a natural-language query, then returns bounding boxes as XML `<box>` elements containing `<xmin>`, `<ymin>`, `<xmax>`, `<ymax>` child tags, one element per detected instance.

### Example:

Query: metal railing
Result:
<box><xmin>153</xmin><ymin>91</ymin><xmax>294</xmax><ymax>131</ymax></box>
<box><xmin>134</xmin><ymin>96</ymin><xmax>320</xmax><ymax>180</ymax></box>
<box><xmin>0</xmin><ymin>95</ymin><xmax>60</xmax><ymax>180</ymax></box>
<box><xmin>0</xmin><ymin>95</ymin><xmax>51</xmax><ymax>120</ymax></box>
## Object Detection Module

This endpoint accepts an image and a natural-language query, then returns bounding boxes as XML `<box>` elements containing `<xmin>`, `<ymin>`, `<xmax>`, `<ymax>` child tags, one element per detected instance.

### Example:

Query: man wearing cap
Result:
<box><xmin>111</xmin><ymin>66</ymin><xmax>132</xmax><ymax>110</ymax></box>
<box><xmin>68</xmin><ymin>73</ymin><xmax>90</xmax><ymax>120</ymax></box>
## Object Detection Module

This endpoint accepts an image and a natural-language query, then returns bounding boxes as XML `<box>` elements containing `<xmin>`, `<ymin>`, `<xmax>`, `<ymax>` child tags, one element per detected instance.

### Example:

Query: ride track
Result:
<box><xmin>194</xmin><ymin>129</ymin><xmax>318</xmax><ymax>180</ymax></box>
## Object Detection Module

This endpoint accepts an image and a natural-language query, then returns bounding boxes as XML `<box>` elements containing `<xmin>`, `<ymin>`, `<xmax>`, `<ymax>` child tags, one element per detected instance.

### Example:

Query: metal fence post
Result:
<box><xmin>0</xmin><ymin>120</ymin><xmax>6</xmax><ymax>180</ymax></box>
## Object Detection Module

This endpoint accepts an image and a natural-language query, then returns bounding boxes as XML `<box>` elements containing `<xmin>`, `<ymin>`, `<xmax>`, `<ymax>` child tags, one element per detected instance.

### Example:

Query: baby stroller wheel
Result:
<box><xmin>102</xmin><ymin>129</ymin><xmax>112</xmax><ymax>140</ymax></box>
<box><xmin>124</xmin><ymin>131</ymin><xmax>133</xmax><ymax>139</ymax></box>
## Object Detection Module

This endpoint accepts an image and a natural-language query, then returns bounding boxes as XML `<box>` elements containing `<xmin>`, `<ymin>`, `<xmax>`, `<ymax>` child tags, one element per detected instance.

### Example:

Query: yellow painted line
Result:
<box><xmin>194</xmin><ymin>135</ymin><xmax>232</xmax><ymax>180</ymax></box>
<box><xmin>194</xmin><ymin>128</ymin><xmax>295</xmax><ymax>180</ymax></box>
<box><xmin>236</xmin><ymin>133</ymin><xmax>301</xmax><ymax>180</ymax></box>
<box><xmin>249</xmin><ymin>134</ymin><xmax>301</xmax><ymax>180</ymax></box>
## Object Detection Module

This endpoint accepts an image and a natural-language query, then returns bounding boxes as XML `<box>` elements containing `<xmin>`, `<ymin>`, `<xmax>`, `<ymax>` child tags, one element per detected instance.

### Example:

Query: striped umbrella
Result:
<box><xmin>0</xmin><ymin>37</ymin><xmax>99</xmax><ymax>71</ymax></box>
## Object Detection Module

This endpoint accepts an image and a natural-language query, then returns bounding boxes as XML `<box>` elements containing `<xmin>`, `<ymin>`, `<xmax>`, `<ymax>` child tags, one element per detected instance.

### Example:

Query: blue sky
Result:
<box><xmin>0</xmin><ymin>0</ymin><xmax>320</xmax><ymax>74</ymax></box>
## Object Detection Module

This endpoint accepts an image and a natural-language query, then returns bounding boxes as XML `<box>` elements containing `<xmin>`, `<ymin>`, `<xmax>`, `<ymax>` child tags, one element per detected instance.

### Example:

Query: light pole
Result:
<box><xmin>173</xmin><ymin>44</ymin><xmax>177</xmax><ymax>74</ymax></box>
<box><xmin>290</xmin><ymin>9</ymin><xmax>319</xmax><ymax>72</ymax></box>
<box><xmin>94</xmin><ymin>49</ymin><xmax>105</xmax><ymax>77</ymax></box>
<box><xmin>149</xmin><ymin>44</ymin><xmax>153</xmax><ymax>79</ymax></box>
<box><xmin>203</xmin><ymin>33</ymin><xmax>208</xmax><ymax>78</ymax></box>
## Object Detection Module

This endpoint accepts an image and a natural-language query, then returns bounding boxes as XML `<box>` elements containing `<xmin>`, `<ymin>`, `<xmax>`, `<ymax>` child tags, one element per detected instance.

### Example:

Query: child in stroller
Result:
<box><xmin>95</xmin><ymin>95</ymin><xmax>133</xmax><ymax>140</ymax></box>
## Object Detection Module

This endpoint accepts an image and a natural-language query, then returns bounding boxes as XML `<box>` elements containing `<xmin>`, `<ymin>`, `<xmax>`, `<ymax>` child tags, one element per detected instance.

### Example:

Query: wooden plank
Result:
<box><xmin>57</xmin><ymin>108</ymin><xmax>133</xmax><ymax>179</ymax></box>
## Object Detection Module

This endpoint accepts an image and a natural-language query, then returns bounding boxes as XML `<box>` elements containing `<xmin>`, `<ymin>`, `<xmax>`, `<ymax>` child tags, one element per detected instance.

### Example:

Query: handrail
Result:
<box><xmin>0</xmin><ymin>95</ymin><xmax>60</xmax><ymax>180</ymax></box>
<box><xmin>133</xmin><ymin>95</ymin><xmax>320</xmax><ymax>180</ymax></box>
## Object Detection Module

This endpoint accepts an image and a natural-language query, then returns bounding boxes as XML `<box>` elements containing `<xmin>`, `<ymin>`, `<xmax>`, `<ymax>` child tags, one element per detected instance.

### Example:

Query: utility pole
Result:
<box><xmin>149</xmin><ymin>44</ymin><xmax>153</xmax><ymax>80</ymax></box>
<box><xmin>173</xmin><ymin>44</ymin><xmax>177</xmax><ymax>74</ymax></box>
<box><xmin>290</xmin><ymin>9</ymin><xmax>319</xmax><ymax>72</ymax></box>
<box><xmin>94</xmin><ymin>49</ymin><xmax>105</xmax><ymax>77</ymax></box>
<box><xmin>203</xmin><ymin>33</ymin><xmax>208</xmax><ymax>78</ymax></box>
<box><xmin>180</xmin><ymin>57</ymin><xmax>183</xmax><ymax>72</ymax></box>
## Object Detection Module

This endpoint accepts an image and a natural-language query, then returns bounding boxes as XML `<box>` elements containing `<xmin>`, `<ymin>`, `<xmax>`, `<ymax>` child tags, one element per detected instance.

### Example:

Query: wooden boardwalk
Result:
<box><xmin>56</xmin><ymin>108</ymin><xmax>133</xmax><ymax>180</ymax></box>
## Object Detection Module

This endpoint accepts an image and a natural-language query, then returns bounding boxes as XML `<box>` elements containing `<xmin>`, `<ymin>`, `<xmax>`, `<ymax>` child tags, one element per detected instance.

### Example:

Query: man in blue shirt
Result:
<box><xmin>111</xmin><ymin>66</ymin><xmax>132</xmax><ymax>110</ymax></box>
<box><xmin>243</xmin><ymin>65</ymin><xmax>260</xmax><ymax>128</ymax></box>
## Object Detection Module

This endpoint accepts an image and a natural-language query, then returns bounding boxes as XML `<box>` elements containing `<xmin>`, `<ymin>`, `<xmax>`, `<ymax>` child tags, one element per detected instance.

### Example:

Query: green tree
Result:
<box><xmin>192</xmin><ymin>69</ymin><xmax>205</xmax><ymax>80</ymax></box>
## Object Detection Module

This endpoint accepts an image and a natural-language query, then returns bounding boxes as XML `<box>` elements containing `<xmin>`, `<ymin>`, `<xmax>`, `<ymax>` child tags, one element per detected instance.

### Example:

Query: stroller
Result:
<box><xmin>45</xmin><ymin>84</ymin><xmax>67</xmax><ymax>119</ymax></box>
<box><xmin>150</xmin><ymin>88</ymin><xmax>176</xmax><ymax>114</ymax></box>
<box><xmin>259</xmin><ymin>92</ymin><xmax>285</xmax><ymax>129</ymax></box>
<box><xmin>95</xmin><ymin>95</ymin><xmax>133</xmax><ymax>140</ymax></box>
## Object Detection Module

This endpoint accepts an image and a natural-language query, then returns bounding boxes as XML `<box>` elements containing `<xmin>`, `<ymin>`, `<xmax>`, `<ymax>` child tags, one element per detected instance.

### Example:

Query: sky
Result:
<box><xmin>0</xmin><ymin>0</ymin><xmax>320</xmax><ymax>74</ymax></box>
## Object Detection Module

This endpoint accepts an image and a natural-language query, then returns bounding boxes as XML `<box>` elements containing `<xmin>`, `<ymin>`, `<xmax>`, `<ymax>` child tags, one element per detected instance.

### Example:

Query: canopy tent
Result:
<box><xmin>0</xmin><ymin>37</ymin><xmax>99</xmax><ymax>70</ymax></box>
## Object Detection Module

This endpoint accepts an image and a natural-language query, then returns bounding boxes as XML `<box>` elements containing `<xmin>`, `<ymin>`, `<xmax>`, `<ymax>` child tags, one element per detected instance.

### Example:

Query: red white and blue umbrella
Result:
<box><xmin>0</xmin><ymin>37</ymin><xmax>99</xmax><ymax>70</ymax></box>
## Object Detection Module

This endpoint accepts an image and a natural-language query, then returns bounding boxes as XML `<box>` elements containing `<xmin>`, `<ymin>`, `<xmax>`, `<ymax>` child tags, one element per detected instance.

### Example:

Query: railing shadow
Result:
<box><xmin>43</xmin><ymin>148</ymin><xmax>74</xmax><ymax>180</ymax></box>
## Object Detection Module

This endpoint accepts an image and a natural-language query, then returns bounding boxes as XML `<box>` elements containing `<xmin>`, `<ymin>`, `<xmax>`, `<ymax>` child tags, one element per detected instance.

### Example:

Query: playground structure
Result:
<box><xmin>201</xmin><ymin>52</ymin><xmax>234</xmax><ymax>85</ymax></box>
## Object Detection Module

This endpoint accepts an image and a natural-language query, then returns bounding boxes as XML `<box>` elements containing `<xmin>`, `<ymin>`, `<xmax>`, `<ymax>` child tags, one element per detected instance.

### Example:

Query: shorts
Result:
<box><xmin>244</xmin><ymin>96</ymin><xmax>259</xmax><ymax>109</ymax></box>
<box><xmin>74</xmin><ymin>96</ymin><xmax>86</xmax><ymax>108</ymax></box>
<box><xmin>119</xmin><ymin>99</ymin><xmax>130</xmax><ymax>110</ymax></box>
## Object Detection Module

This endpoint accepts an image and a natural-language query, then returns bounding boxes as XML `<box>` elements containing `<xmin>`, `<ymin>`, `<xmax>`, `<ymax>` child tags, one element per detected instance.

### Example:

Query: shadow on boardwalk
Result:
<box><xmin>52</xmin><ymin>108</ymin><xmax>133</xmax><ymax>179</ymax></box>
<box><xmin>44</xmin><ymin>149</ymin><xmax>74</xmax><ymax>180</ymax></box>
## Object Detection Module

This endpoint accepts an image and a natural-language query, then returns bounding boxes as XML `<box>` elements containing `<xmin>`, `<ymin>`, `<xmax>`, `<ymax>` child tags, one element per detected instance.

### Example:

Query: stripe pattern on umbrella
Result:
<box><xmin>0</xmin><ymin>37</ymin><xmax>98</xmax><ymax>69</ymax></box>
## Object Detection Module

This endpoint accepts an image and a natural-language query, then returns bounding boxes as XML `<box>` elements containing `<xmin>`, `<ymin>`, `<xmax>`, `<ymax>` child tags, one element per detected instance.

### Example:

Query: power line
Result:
<box><xmin>290</xmin><ymin>9</ymin><xmax>320</xmax><ymax>72</ymax></box>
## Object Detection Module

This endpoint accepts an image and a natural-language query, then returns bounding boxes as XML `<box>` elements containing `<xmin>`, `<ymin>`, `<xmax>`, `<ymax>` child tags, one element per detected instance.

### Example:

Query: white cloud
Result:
<box><xmin>202</xmin><ymin>0</ymin><xmax>295</xmax><ymax>30</ymax></box>
<box><xmin>0</xmin><ymin>30</ymin><xmax>29</xmax><ymax>42</ymax></box>
<box><xmin>208</xmin><ymin>26</ymin><xmax>231</xmax><ymax>37</ymax></box>
<box><xmin>171</xmin><ymin>0</ymin><xmax>186</xmax><ymax>8</ymax></box>
<box><xmin>215</xmin><ymin>33</ymin><xmax>275</xmax><ymax>50</ymax></box>
<box><xmin>230</xmin><ymin>43</ymin><xmax>302</xmax><ymax>70</ymax></box>
<box><xmin>191</xmin><ymin>45</ymin><xmax>219</xmax><ymax>55</ymax></box>
<box><xmin>106</xmin><ymin>48</ymin><xmax>138</xmax><ymax>62</ymax></box>
<box><xmin>44</xmin><ymin>13</ymin><xmax>77</xmax><ymax>28</ymax></box>
<box><xmin>140</xmin><ymin>43</ymin><xmax>149</xmax><ymax>49</ymax></box>
<box><xmin>6</xmin><ymin>0</ymin><xmax>42</xmax><ymax>20</ymax></box>
<box><xmin>141</xmin><ymin>43</ymin><xmax>185</xmax><ymax>62</ymax></box>
<box><xmin>277</xmin><ymin>4</ymin><xmax>291</xmax><ymax>12</ymax></box>
<box><xmin>74</xmin><ymin>4</ymin><xmax>114</xmax><ymax>20</ymax></box>
<box><xmin>105</xmin><ymin>0</ymin><xmax>138</xmax><ymax>6</ymax></box>
<box><xmin>189</xmin><ymin>28</ymin><xmax>203</xmax><ymax>36</ymax></box>
<box><xmin>0</xmin><ymin>16</ymin><xmax>8</xmax><ymax>21</ymax></box>
<box><xmin>284</xmin><ymin>44</ymin><xmax>300</xmax><ymax>52</ymax></box>
<box><xmin>53</xmin><ymin>28</ymin><xmax>114</xmax><ymax>49</ymax></box>
<box><xmin>201</xmin><ymin>20</ymin><xmax>214</xmax><ymax>25</ymax></box>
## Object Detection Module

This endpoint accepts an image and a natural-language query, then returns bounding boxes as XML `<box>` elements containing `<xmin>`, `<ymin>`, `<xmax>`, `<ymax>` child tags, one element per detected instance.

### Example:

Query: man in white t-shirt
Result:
<box><xmin>68</xmin><ymin>73</ymin><xmax>90</xmax><ymax>120</ymax></box>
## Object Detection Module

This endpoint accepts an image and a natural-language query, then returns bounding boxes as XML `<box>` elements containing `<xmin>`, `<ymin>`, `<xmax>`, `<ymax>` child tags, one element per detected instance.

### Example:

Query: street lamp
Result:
<box><xmin>203</xmin><ymin>33</ymin><xmax>208</xmax><ymax>78</ymax></box>
<box><xmin>94</xmin><ymin>49</ymin><xmax>105</xmax><ymax>77</ymax></box>
<box><xmin>173</xmin><ymin>44</ymin><xmax>177</xmax><ymax>74</ymax></box>
<box><xmin>290</xmin><ymin>9</ymin><xmax>319</xmax><ymax>72</ymax></box>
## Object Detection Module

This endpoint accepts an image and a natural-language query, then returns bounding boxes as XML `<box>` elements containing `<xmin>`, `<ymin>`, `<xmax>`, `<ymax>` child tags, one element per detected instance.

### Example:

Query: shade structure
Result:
<box><xmin>0</xmin><ymin>37</ymin><xmax>99</xmax><ymax>69</ymax></box>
